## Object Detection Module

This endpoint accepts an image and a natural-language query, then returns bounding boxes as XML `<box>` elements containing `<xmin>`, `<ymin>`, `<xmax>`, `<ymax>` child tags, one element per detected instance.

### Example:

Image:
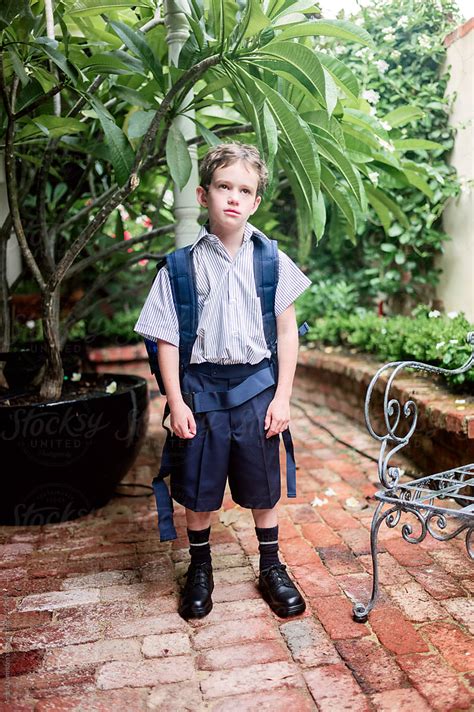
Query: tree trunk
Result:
<box><xmin>40</xmin><ymin>288</ymin><xmax>63</xmax><ymax>400</ymax></box>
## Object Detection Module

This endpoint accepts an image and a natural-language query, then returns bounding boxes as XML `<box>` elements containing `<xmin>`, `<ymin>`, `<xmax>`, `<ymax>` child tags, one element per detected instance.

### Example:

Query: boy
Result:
<box><xmin>135</xmin><ymin>143</ymin><xmax>311</xmax><ymax>620</ymax></box>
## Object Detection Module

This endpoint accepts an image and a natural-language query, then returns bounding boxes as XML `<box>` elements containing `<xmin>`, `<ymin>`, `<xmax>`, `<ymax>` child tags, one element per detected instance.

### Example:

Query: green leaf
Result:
<box><xmin>262</xmin><ymin>101</ymin><xmax>278</xmax><ymax>164</ymax></box>
<box><xmin>317</xmin><ymin>135</ymin><xmax>364</xmax><ymax>205</ymax></box>
<box><xmin>253</xmin><ymin>42</ymin><xmax>327</xmax><ymax>108</ymax></box>
<box><xmin>241</xmin><ymin>0</ymin><xmax>271</xmax><ymax>40</ymax></box>
<box><xmin>89</xmin><ymin>96</ymin><xmax>134</xmax><ymax>186</ymax></box>
<box><xmin>312</xmin><ymin>189</ymin><xmax>326</xmax><ymax>242</ymax></box>
<box><xmin>195</xmin><ymin>120</ymin><xmax>221</xmax><ymax>147</ymax></box>
<box><xmin>250</xmin><ymin>73</ymin><xmax>320</xmax><ymax>196</ymax></box>
<box><xmin>0</xmin><ymin>0</ymin><xmax>32</xmax><ymax>30</ymax></box>
<box><xmin>320</xmin><ymin>164</ymin><xmax>357</xmax><ymax>239</ymax></box>
<box><xmin>274</xmin><ymin>19</ymin><xmax>374</xmax><ymax>47</ymax></box>
<box><xmin>108</xmin><ymin>19</ymin><xmax>163</xmax><ymax>89</ymax></box>
<box><xmin>33</xmin><ymin>38</ymin><xmax>80</xmax><ymax>83</ymax></box>
<box><xmin>126</xmin><ymin>110</ymin><xmax>155</xmax><ymax>139</ymax></box>
<box><xmin>166</xmin><ymin>123</ymin><xmax>192</xmax><ymax>191</ymax></box>
<box><xmin>314</xmin><ymin>51</ymin><xmax>359</xmax><ymax>100</ymax></box>
<box><xmin>365</xmin><ymin>185</ymin><xmax>409</xmax><ymax>228</ymax></box>
<box><xmin>16</xmin><ymin>116</ymin><xmax>87</xmax><ymax>141</ymax></box>
<box><xmin>113</xmin><ymin>85</ymin><xmax>153</xmax><ymax>108</ymax></box>
<box><xmin>403</xmin><ymin>169</ymin><xmax>434</xmax><ymax>200</ymax></box>
<box><xmin>79</xmin><ymin>53</ymin><xmax>133</xmax><ymax>74</ymax></box>
<box><xmin>380</xmin><ymin>242</ymin><xmax>397</xmax><ymax>252</ymax></box>
<box><xmin>384</xmin><ymin>106</ymin><xmax>424</xmax><ymax>128</ymax></box>
<box><xmin>343</xmin><ymin>109</ymin><xmax>389</xmax><ymax>140</ymax></box>
<box><xmin>392</xmin><ymin>138</ymin><xmax>443</xmax><ymax>151</ymax></box>
<box><xmin>7</xmin><ymin>47</ymin><xmax>29</xmax><ymax>87</ymax></box>
<box><xmin>68</xmin><ymin>0</ymin><xmax>154</xmax><ymax>16</ymax></box>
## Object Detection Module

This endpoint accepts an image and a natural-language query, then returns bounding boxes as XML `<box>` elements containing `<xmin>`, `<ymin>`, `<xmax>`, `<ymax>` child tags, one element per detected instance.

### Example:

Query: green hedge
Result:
<box><xmin>305</xmin><ymin>306</ymin><xmax>474</xmax><ymax>388</ymax></box>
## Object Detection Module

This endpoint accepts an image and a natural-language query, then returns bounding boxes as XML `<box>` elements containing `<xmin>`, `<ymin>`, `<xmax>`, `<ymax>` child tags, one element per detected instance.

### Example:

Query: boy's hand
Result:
<box><xmin>169</xmin><ymin>401</ymin><xmax>197</xmax><ymax>439</ymax></box>
<box><xmin>264</xmin><ymin>395</ymin><xmax>290</xmax><ymax>438</ymax></box>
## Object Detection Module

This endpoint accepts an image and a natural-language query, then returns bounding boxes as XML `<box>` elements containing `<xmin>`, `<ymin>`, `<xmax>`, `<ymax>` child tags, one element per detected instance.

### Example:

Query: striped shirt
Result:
<box><xmin>134</xmin><ymin>222</ymin><xmax>311</xmax><ymax>365</ymax></box>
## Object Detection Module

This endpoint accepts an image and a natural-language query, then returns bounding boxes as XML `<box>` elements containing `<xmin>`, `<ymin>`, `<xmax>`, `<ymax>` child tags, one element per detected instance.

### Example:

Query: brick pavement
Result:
<box><xmin>1</xmin><ymin>373</ymin><xmax>473</xmax><ymax>711</ymax></box>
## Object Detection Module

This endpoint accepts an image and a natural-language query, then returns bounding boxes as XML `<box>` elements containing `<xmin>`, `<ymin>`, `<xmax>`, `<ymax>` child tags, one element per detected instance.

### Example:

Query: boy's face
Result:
<box><xmin>196</xmin><ymin>159</ymin><xmax>261</xmax><ymax>234</ymax></box>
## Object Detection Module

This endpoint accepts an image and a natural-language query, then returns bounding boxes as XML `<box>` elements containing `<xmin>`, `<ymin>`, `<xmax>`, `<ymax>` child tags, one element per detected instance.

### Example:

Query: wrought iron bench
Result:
<box><xmin>353</xmin><ymin>332</ymin><xmax>474</xmax><ymax>623</ymax></box>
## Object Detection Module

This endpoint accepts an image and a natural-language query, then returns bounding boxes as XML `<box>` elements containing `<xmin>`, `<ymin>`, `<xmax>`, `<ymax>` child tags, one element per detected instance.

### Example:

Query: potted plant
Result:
<box><xmin>0</xmin><ymin>0</ymin><xmax>423</xmax><ymax>524</ymax></box>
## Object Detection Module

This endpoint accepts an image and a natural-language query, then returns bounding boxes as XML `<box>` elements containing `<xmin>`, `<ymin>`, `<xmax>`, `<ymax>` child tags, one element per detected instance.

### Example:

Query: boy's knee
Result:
<box><xmin>185</xmin><ymin>508</ymin><xmax>212</xmax><ymax>530</ymax></box>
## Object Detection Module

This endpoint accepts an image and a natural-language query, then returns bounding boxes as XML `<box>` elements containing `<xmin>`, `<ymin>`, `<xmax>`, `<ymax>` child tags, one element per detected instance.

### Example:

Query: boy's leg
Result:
<box><xmin>252</xmin><ymin>505</ymin><xmax>306</xmax><ymax>618</ymax></box>
<box><xmin>178</xmin><ymin>508</ymin><xmax>214</xmax><ymax>620</ymax></box>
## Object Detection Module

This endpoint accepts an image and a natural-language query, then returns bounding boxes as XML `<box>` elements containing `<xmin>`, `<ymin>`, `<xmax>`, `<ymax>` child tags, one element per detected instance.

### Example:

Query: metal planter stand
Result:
<box><xmin>352</xmin><ymin>332</ymin><xmax>474</xmax><ymax>623</ymax></box>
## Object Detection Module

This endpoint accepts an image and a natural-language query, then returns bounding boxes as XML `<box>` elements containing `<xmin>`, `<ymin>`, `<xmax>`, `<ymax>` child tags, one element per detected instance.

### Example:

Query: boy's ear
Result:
<box><xmin>196</xmin><ymin>185</ymin><xmax>207</xmax><ymax>207</ymax></box>
<box><xmin>250</xmin><ymin>195</ymin><xmax>262</xmax><ymax>214</ymax></box>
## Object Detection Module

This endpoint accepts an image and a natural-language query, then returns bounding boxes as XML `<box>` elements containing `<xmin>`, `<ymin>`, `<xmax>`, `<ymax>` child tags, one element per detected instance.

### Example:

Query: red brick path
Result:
<box><xmin>1</xmin><ymin>374</ymin><xmax>473</xmax><ymax>710</ymax></box>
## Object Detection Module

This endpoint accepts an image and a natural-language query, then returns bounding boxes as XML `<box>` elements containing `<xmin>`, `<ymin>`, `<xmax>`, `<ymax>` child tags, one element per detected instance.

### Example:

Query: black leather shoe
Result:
<box><xmin>178</xmin><ymin>562</ymin><xmax>214</xmax><ymax>620</ymax></box>
<box><xmin>259</xmin><ymin>564</ymin><xmax>306</xmax><ymax>618</ymax></box>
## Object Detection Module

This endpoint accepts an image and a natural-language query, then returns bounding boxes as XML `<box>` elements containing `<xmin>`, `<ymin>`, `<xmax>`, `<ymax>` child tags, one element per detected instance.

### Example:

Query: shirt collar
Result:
<box><xmin>190</xmin><ymin>222</ymin><xmax>255</xmax><ymax>251</ymax></box>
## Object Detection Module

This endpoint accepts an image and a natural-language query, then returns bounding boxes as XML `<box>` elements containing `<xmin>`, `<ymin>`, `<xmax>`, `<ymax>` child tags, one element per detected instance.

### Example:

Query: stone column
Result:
<box><xmin>164</xmin><ymin>0</ymin><xmax>200</xmax><ymax>248</ymax></box>
<box><xmin>0</xmin><ymin>154</ymin><xmax>21</xmax><ymax>286</ymax></box>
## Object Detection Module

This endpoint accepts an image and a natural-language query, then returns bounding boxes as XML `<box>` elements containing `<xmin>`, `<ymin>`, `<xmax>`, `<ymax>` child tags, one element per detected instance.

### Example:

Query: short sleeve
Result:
<box><xmin>133</xmin><ymin>266</ymin><xmax>180</xmax><ymax>346</ymax></box>
<box><xmin>274</xmin><ymin>250</ymin><xmax>312</xmax><ymax>317</ymax></box>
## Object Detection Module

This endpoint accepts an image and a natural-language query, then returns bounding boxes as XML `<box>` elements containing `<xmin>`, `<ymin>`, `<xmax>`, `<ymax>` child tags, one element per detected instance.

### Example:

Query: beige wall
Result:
<box><xmin>437</xmin><ymin>19</ymin><xmax>474</xmax><ymax>322</ymax></box>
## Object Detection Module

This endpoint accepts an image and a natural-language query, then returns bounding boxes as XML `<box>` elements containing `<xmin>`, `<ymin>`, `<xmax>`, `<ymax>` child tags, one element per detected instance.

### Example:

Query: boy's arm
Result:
<box><xmin>157</xmin><ymin>340</ymin><xmax>196</xmax><ymax>439</ymax></box>
<box><xmin>264</xmin><ymin>303</ymin><xmax>298</xmax><ymax>438</ymax></box>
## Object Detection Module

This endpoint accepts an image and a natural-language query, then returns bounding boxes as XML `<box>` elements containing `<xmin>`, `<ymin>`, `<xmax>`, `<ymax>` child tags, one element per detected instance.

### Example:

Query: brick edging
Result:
<box><xmin>297</xmin><ymin>347</ymin><xmax>474</xmax><ymax>473</ymax></box>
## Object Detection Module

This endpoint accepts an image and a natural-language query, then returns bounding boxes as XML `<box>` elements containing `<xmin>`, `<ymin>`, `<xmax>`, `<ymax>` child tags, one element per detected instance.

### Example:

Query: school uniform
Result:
<box><xmin>134</xmin><ymin>222</ymin><xmax>311</xmax><ymax>514</ymax></box>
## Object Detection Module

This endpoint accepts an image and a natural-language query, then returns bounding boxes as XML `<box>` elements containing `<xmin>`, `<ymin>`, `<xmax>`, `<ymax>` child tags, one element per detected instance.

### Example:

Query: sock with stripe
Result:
<box><xmin>255</xmin><ymin>525</ymin><xmax>281</xmax><ymax>572</ymax></box>
<box><xmin>187</xmin><ymin>526</ymin><xmax>212</xmax><ymax>568</ymax></box>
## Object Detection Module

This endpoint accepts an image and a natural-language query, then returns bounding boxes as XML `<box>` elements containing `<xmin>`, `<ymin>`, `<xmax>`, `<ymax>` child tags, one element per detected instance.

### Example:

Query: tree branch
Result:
<box><xmin>61</xmin><ymin>251</ymin><xmax>164</xmax><ymax>344</ymax></box>
<box><xmin>60</xmin><ymin>184</ymin><xmax>116</xmax><ymax>232</ymax></box>
<box><xmin>65</xmin><ymin>224</ymin><xmax>174</xmax><ymax>279</ymax></box>
<box><xmin>49</xmin><ymin>52</ymin><xmax>222</xmax><ymax>292</ymax></box>
<box><xmin>3</xmin><ymin>73</ymin><xmax>46</xmax><ymax>292</ymax></box>
<box><xmin>13</xmin><ymin>82</ymin><xmax>66</xmax><ymax>120</ymax></box>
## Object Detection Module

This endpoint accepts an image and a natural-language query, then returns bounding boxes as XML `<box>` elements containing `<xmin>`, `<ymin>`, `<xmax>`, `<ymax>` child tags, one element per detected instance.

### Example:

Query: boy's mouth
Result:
<box><xmin>224</xmin><ymin>209</ymin><xmax>240</xmax><ymax>215</ymax></box>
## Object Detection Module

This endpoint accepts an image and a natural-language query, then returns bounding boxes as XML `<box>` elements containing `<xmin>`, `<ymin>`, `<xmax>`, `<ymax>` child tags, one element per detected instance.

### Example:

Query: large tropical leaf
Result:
<box><xmin>89</xmin><ymin>96</ymin><xmax>135</xmax><ymax>186</ymax></box>
<box><xmin>166</xmin><ymin>123</ymin><xmax>192</xmax><ymax>191</ymax></box>
<box><xmin>107</xmin><ymin>19</ymin><xmax>164</xmax><ymax>89</ymax></box>
<box><xmin>274</xmin><ymin>19</ymin><xmax>374</xmax><ymax>47</ymax></box>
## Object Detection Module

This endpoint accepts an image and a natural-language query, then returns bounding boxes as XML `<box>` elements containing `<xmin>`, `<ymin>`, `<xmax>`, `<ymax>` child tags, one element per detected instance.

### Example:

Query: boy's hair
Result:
<box><xmin>199</xmin><ymin>142</ymin><xmax>268</xmax><ymax>196</ymax></box>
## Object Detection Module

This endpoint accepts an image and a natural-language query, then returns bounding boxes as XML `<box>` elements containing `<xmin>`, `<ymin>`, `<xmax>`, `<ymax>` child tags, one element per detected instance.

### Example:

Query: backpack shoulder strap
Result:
<box><xmin>166</xmin><ymin>245</ymin><xmax>198</xmax><ymax>373</ymax></box>
<box><xmin>252</xmin><ymin>231</ymin><xmax>278</xmax><ymax>356</ymax></box>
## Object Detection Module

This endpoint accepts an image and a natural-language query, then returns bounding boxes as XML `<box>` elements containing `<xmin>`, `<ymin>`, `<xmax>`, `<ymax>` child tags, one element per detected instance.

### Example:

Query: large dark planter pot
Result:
<box><xmin>0</xmin><ymin>373</ymin><xmax>149</xmax><ymax>526</ymax></box>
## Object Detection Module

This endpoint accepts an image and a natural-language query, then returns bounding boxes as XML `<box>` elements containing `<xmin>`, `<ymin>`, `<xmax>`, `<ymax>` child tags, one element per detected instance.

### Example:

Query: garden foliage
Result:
<box><xmin>291</xmin><ymin>0</ymin><xmax>462</xmax><ymax>309</ymax></box>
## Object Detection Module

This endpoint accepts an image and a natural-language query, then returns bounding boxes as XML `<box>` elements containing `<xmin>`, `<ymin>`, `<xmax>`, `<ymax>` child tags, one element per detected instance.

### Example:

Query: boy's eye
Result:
<box><xmin>242</xmin><ymin>188</ymin><xmax>250</xmax><ymax>194</ymax></box>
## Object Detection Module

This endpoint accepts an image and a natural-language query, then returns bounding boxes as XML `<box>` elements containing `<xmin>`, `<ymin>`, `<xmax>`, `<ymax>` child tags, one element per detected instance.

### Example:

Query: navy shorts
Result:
<box><xmin>162</xmin><ymin>360</ymin><xmax>281</xmax><ymax>512</ymax></box>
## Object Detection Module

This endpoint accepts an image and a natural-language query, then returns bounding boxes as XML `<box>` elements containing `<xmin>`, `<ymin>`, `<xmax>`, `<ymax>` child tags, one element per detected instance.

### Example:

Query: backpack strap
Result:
<box><xmin>251</xmin><ymin>231</ymin><xmax>278</xmax><ymax>357</ymax></box>
<box><xmin>166</xmin><ymin>245</ymin><xmax>199</xmax><ymax>376</ymax></box>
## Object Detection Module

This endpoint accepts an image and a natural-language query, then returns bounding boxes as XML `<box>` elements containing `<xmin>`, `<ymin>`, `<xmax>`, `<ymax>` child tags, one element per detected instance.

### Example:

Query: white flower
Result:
<box><xmin>368</xmin><ymin>171</ymin><xmax>379</xmax><ymax>186</ymax></box>
<box><xmin>381</xmin><ymin>327</ymin><xmax>387</xmax><ymax>334</ymax></box>
<box><xmin>362</xmin><ymin>89</ymin><xmax>380</xmax><ymax>105</ymax></box>
<box><xmin>384</xmin><ymin>33</ymin><xmax>396</xmax><ymax>42</ymax></box>
<box><xmin>311</xmin><ymin>496</ymin><xmax>328</xmax><ymax>507</ymax></box>
<box><xmin>436</xmin><ymin>341</ymin><xmax>445</xmax><ymax>349</ymax></box>
<box><xmin>378</xmin><ymin>138</ymin><xmax>395</xmax><ymax>153</ymax></box>
<box><xmin>455</xmin><ymin>399</ymin><xmax>466</xmax><ymax>404</ymax></box>
<box><xmin>334</xmin><ymin>45</ymin><xmax>345</xmax><ymax>55</ymax></box>
<box><xmin>447</xmin><ymin>311</ymin><xmax>458</xmax><ymax>319</ymax></box>
<box><xmin>117</xmin><ymin>204</ymin><xmax>130</xmax><ymax>221</ymax></box>
<box><xmin>429</xmin><ymin>309</ymin><xmax>441</xmax><ymax>318</ymax></box>
<box><xmin>449</xmin><ymin>339</ymin><xmax>459</xmax><ymax>344</ymax></box>
<box><xmin>382</xmin><ymin>27</ymin><xmax>393</xmax><ymax>35</ymax></box>
<box><xmin>392</xmin><ymin>49</ymin><xmax>401</xmax><ymax>60</ymax></box>
<box><xmin>381</xmin><ymin>120</ymin><xmax>392</xmax><ymax>131</ymax></box>
<box><xmin>106</xmin><ymin>381</ymin><xmax>117</xmax><ymax>394</ymax></box>
<box><xmin>354</xmin><ymin>17</ymin><xmax>364</xmax><ymax>26</ymax></box>
<box><xmin>324</xmin><ymin>488</ymin><xmax>336</xmax><ymax>497</ymax></box>
<box><xmin>376</xmin><ymin>60</ymin><xmax>389</xmax><ymax>74</ymax></box>
<box><xmin>26</xmin><ymin>320</ymin><xmax>35</xmax><ymax>329</ymax></box>
<box><xmin>397</xmin><ymin>15</ymin><xmax>409</xmax><ymax>28</ymax></box>
<box><xmin>418</xmin><ymin>34</ymin><xmax>431</xmax><ymax>49</ymax></box>
<box><xmin>71</xmin><ymin>372</ymin><xmax>82</xmax><ymax>382</ymax></box>
<box><xmin>369</xmin><ymin>106</ymin><xmax>377</xmax><ymax>116</ymax></box>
